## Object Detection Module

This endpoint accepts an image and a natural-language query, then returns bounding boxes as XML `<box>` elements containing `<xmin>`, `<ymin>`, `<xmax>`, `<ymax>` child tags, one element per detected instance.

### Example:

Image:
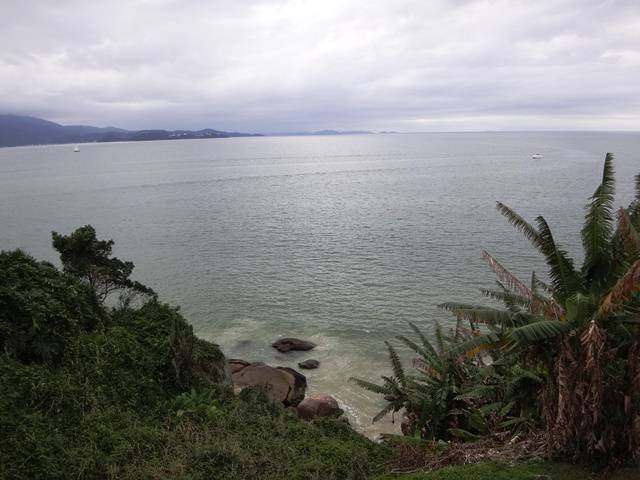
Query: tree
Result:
<box><xmin>0</xmin><ymin>249</ymin><xmax>104</xmax><ymax>364</ymax></box>
<box><xmin>441</xmin><ymin>153</ymin><xmax>640</xmax><ymax>465</ymax></box>
<box><xmin>52</xmin><ymin>225</ymin><xmax>155</xmax><ymax>303</ymax></box>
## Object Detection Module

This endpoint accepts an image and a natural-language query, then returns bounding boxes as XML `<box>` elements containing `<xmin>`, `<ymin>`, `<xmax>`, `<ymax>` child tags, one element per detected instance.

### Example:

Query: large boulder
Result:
<box><xmin>272</xmin><ymin>338</ymin><xmax>316</xmax><ymax>353</ymax></box>
<box><xmin>228</xmin><ymin>358</ymin><xmax>251</xmax><ymax>375</ymax></box>
<box><xmin>230</xmin><ymin>361</ymin><xmax>307</xmax><ymax>406</ymax></box>
<box><xmin>296</xmin><ymin>394</ymin><xmax>343</xmax><ymax>420</ymax></box>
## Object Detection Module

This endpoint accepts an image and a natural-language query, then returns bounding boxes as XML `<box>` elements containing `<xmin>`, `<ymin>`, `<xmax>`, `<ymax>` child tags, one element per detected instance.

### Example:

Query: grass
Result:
<box><xmin>375</xmin><ymin>462</ymin><xmax>640</xmax><ymax>479</ymax></box>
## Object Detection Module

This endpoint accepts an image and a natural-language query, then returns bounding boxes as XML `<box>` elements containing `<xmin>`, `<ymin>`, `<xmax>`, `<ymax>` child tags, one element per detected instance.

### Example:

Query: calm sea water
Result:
<box><xmin>1</xmin><ymin>132</ymin><xmax>638</xmax><ymax>435</ymax></box>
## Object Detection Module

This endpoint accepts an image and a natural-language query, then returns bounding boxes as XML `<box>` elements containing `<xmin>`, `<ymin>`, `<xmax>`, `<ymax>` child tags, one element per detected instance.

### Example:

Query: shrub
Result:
<box><xmin>0</xmin><ymin>249</ymin><xmax>103</xmax><ymax>364</ymax></box>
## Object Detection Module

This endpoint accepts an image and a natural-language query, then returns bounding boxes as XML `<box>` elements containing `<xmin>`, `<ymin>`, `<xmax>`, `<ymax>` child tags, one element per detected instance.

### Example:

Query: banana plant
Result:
<box><xmin>439</xmin><ymin>153</ymin><xmax>640</xmax><ymax>465</ymax></box>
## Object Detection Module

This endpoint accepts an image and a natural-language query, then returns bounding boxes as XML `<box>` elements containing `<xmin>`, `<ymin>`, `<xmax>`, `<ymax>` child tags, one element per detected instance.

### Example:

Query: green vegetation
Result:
<box><xmin>0</xmin><ymin>232</ymin><xmax>385</xmax><ymax>479</ymax></box>
<box><xmin>352</xmin><ymin>324</ymin><xmax>541</xmax><ymax>440</ymax></box>
<box><xmin>357</xmin><ymin>153</ymin><xmax>640</xmax><ymax>467</ymax></box>
<box><xmin>375</xmin><ymin>462</ymin><xmax>639</xmax><ymax>480</ymax></box>
<box><xmin>3</xmin><ymin>153</ymin><xmax>640</xmax><ymax>479</ymax></box>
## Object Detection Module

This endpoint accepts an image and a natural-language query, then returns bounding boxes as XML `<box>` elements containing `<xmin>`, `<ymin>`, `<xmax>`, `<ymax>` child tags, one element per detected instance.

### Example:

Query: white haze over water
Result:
<box><xmin>1</xmin><ymin>0</ymin><xmax>640</xmax><ymax>132</ymax></box>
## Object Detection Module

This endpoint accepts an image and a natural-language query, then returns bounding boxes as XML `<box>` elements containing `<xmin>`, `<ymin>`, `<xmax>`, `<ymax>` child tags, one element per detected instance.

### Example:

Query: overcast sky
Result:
<box><xmin>1</xmin><ymin>0</ymin><xmax>639</xmax><ymax>132</ymax></box>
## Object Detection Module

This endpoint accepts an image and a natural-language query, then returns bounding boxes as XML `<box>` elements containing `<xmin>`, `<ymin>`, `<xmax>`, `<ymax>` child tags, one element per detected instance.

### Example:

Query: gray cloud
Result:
<box><xmin>1</xmin><ymin>0</ymin><xmax>639</xmax><ymax>131</ymax></box>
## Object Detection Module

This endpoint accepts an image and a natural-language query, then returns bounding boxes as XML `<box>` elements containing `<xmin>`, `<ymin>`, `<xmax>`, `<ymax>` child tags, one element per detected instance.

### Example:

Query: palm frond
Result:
<box><xmin>408</xmin><ymin>322</ymin><xmax>439</xmax><ymax>359</ymax></box>
<box><xmin>396</xmin><ymin>334</ymin><xmax>436</xmax><ymax>364</ymax></box>
<box><xmin>507</xmin><ymin>320</ymin><xmax>570</xmax><ymax>346</ymax></box>
<box><xmin>530</xmin><ymin>272</ymin><xmax>559</xmax><ymax>316</ymax></box>
<box><xmin>349</xmin><ymin>377</ymin><xmax>391</xmax><ymax>395</ymax></box>
<box><xmin>481</xmin><ymin>250</ymin><xmax>564</xmax><ymax>318</ymax></box>
<box><xmin>581</xmin><ymin>153</ymin><xmax>616</xmax><ymax>282</ymax></box>
<box><xmin>439</xmin><ymin>302</ymin><xmax>495</xmax><ymax>312</ymax></box>
<box><xmin>565</xmin><ymin>292</ymin><xmax>597</xmax><ymax>325</ymax></box>
<box><xmin>456</xmin><ymin>383</ymin><xmax>500</xmax><ymax>401</ymax></box>
<box><xmin>629</xmin><ymin>173</ymin><xmax>640</xmax><ymax>229</ymax></box>
<box><xmin>385</xmin><ymin>341</ymin><xmax>406</xmax><ymax>388</ymax></box>
<box><xmin>449</xmin><ymin>331</ymin><xmax>501</xmax><ymax>358</ymax></box>
<box><xmin>411</xmin><ymin>357</ymin><xmax>441</xmax><ymax>378</ymax></box>
<box><xmin>372</xmin><ymin>403</ymin><xmax>396</xmax><ymax>423</ymax></box>
<box><xmin>434</xmin><ymin>323</ymin><xmax>446</xmax><ymax>355</ymax></box>
<box><xmin>440</xmin><ymin>303</ymin><xmax>530</xmax><ymax>329</ymax></box>
<box><xmin>496</xmin><ymin>201</ymin><xmax>544</xmax><ymax>248</ymax></box>
<box><xmin>617</xmin><ymin>207</ymin><xmax>640</xmax><ymax>262</ymax></box>
<box><xmin>532</xmin><ymin>271</ymin><xmax>553</xmax><ymax>294</ymax></box>
<box><xmin>535</xmin><ymin>215</ymin><xmax>582</xmax><ymax>302</ymax></box>
<box><xmin>481</xmin><ymin>287</ymin><xmax>532</xmax><ymax>309</ymax></box>
<box><xmin>481</xmin><ymin>250</ymin><xmax>535</xmax><ymax>302</ymax></box>
<box><xmin>597</xmin><ymin>259</ymin><xmax>640</xmax><ymax>320</ymax></box>
<box><xmin>381</xmin><ymin>375</ymin><xmax>402</xmax><ymax>391</ymax></box>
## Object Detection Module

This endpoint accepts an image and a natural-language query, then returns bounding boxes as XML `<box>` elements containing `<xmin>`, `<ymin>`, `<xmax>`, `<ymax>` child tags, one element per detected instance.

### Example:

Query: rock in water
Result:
<box><xmin>272</xmin><ymin>338</ymin><xmax>316</xmax><ymax>353</ymax></box>
<box><xmin>230</xmin><ymin>361</ymin><xmax>307</xmax><ymax>406</ymax></box>
<box><xmin>298</xmin><ymin>359</ymin><xmax>320</xmax><ymax>369</ymax></box>
<box><xmin>297</xmin><ymin>394</ymin><xmax>343</xmax><ymax>420</ymax></box>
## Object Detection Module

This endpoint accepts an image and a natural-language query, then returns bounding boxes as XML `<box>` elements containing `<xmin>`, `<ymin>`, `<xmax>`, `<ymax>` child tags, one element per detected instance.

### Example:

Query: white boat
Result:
<box><xmin>532</xmin><ymin>153</ymin><xmax>543</xmax><ymax>159</ymax></box>
<box><xmin>73</xmin><ymin>145</ymin><xmax>80</xmax><ymax>152</ymax></box>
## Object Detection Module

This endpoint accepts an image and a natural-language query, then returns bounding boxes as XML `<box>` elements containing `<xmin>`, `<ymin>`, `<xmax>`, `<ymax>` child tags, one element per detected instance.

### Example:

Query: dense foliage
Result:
<box><xmin>352</xmin><ymin>323</ymin><xmax>541</xmax><ymax>441</ymax></box>
<box><xmin>360</xmin><ymin>154</ymin><xmax>640</xmax><ymax>467</ymax></box>
<box><xmin>0</xmin><ymin>230</ymin><xmax>385</xmax><ymax>479</ymax></box>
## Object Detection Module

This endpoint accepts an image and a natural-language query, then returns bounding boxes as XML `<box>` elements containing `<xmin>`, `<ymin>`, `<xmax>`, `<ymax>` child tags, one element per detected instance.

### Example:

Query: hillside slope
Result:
<box><xmin>0</xmin><ymin>114</ymin><xmax>260</xmax><ymax>147</ymax></box>
<box><xmin>0</xmin><ymin>248</ymin><xmax>384</xmax><ymax>479</ymax></box>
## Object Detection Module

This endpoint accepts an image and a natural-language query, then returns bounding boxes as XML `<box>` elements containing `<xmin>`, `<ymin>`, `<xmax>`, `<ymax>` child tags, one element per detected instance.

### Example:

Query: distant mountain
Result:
<box><xmin>271</xmin><ymin>130</ymin><xmax>374</xmax><ymax>136</ymax></box>
<box><xmin>0</xmin><ymin>114</ymin><xmax>262</xmax><ymax>147</ymax></box>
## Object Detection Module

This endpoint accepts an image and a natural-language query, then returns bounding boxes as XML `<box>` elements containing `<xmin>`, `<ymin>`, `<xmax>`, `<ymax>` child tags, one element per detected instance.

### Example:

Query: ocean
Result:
<box><xmin>1</xmin><ymin>132</ymin><xmax>638</xmax><ymax>435</ymax></box>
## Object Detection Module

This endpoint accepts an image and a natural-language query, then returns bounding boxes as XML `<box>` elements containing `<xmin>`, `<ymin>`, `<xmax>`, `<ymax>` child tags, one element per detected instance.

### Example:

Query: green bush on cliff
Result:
<box><xmin>0</xmin><ymin>231</ymin><xmax>385</xmax><ymax>480</ymax></box>
<box><xmin>0</xmin><ymin>249</ymin><xmax>104</xmax><ymax>364</ymax></box>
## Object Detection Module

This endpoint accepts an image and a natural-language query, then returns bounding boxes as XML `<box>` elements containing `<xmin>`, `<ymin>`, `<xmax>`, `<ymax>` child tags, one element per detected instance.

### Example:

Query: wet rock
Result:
<box><xmin>230</xmin><ymin>361</ymin><xmax>307</xmax><ymax>406</ymax></box>
<box><xmin>276</xmin><ymin>367</ymin><xmax>307</xmax><ymax>406</ymax></box>
<box><xmin>297</xmin><ymin>394</ymin><xmax>343</xmax><ymax>420</ymax></box>
<box><xmin>228</xmin><ymin>358</ymin><xmax>251</xmax><ymax>375</ymax></box>
<box><xmin>272</xmin><ymin>338</ymin><xmax>316</xmax><ymax>353</ymax></box>
<box><xmin>298</xmin><ymin>359</ymin><xmax>320</xmax><ymax>369</ymax></box>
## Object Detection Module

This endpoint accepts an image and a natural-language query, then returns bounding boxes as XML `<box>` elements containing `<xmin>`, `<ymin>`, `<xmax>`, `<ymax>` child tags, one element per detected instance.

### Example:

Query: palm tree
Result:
<box><xmin>351</xmin><ymin>323</ymin><xmax>478</xmax><ymax>440</ymax></box>
<box><xmin>441</xmin><ymin>153</ymin><xmax>640</xmax><ymax>465</ymax></box>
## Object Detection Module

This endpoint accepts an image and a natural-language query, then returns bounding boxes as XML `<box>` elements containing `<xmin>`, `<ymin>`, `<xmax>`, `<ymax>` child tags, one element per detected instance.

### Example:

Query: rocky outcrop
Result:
<box><xmin>229</xmin><ymin>360</ymin><xmax>307</xmax><ymax>406</ymax></box>
<box><xmin>272</xmin><ymin>338</ymin><xmax>316</xmax><ymax>353</ymax></box>
<box><xmin>298</xmin><ymin>359</ymin><xmax>320</xmax><ymax>369</ymax></box>
<box><xmin>296</xmin><ymin>394</ymin><xmax>343</xmax><ymax>420</ymax></box>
